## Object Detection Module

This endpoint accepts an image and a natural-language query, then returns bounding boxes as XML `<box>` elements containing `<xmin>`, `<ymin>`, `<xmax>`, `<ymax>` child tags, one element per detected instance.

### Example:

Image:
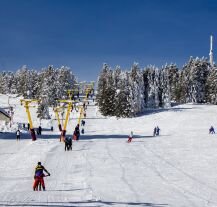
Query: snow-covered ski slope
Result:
<box><xmin>1</xmin><ymin>95</ymin><xmax>217</xmax><ymax>206</ymax></box>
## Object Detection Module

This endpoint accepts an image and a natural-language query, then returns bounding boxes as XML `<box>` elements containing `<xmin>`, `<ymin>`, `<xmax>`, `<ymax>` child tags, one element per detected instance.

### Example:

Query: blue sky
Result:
<box><xmin>0</xmin><ymin>0</ymin><xmax>217</xmax><ymax>81</ymax></box>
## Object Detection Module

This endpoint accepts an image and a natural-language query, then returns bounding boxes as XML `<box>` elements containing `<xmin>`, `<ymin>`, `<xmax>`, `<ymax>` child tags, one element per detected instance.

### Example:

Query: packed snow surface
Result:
<box><xmin>1</xmin><ymin>94</ymin><xmax>217</xmax><ymax>206</ymax></box>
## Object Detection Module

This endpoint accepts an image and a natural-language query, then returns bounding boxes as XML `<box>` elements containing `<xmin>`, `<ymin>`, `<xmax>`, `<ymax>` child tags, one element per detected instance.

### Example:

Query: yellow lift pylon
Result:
<box><xmin>57</xmin><ymin>100</ymin><xmax>74</xmax><ymax>142</ymax></box>
<box><xmin>53</xmin><ymin>106</ymin><xmax>64</xmax><ymax>131</ymax></box>
<box><xmin>20</xmin><ymin>99</ymin><xmax>40</xmax><ymax>141</ymax></box>
<box><xmin>67</xmin><ymin>88</ymin><xmax>80</xmax><ymax>100</ymax></box>
<box><xmin>77</xmin><ymin>82</ymin><xmax>95</xmax><ymax>125</ymax></box>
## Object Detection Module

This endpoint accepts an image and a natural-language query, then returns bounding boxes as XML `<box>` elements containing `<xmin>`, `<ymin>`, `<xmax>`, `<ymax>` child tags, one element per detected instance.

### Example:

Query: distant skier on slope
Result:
<box><xmin>16</xmin><ymin>129</ymin><xmax>21</xmax><ymax>141</ymax></box>
<box><xmin>156</xmin><ymin>126</ymin><xmax>160</xmax><ymax>136</ymax></box>
<box><xmin>75</xmin><ymin>124</ymin><xmax>80</xmax><ymax>140</ymax></box>
<box><xmin>73</xmin><ymin>124</ymin><xmax>80</xmax><ymax>141</ymax></box>
<box><xmin>65</xmin><ymin>136</ymin><xmax>72</xmax><ymax>151</ymax></box>
<box><xmin>127</xmin><ymin>131</ymin><xmax>133</xmax><ymax>143</ymax></box>
<box><xmin>38</xmin><ymin>126</ymin><xmax>42</xmax><ymax>135</ymax></box>
<box><xmin>83</xmin><ymin>111</ymin><xmax>87</xmax><ymax>119</ymax></box>
<box><xmin>81</xmin><ymin>120</ymin><xmax>85</xmax><ymax>126</ymax></box>
<box><xmin>33</xmin><ymin>162</ymin><xmax>50</xmax><ymax>191</ymax></box>
<box><xmin>153</xmin><ymin>127</ymin><xmax>157</xmax><ymax>136</ymax></box>
<box><xmin>209</xmin><ymin>126</ymin><xmax>215</xmax><ymax>134</ymax></box>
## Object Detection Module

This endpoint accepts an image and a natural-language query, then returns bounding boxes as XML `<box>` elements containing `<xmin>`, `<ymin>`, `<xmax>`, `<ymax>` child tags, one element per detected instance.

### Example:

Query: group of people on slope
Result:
<box><xmin>153</xmin><ymin>126</ymin><xmax>160</xmax><ymax>136</ymax></box>
<box><xmin>64</xmin><ymin>120</ymin><xmax>86</xmax><ymax>151</ymax></box>
<box><xmin>16</xmin><ymin>124</ymin><xmax>55</xmax><ymax>140</ymax></box>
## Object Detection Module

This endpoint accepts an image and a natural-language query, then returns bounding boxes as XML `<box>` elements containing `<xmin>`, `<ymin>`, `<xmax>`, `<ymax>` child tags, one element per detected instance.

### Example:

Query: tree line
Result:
<box><xmin>0</xmin><ymin>65</ymin><xmax>76</xmax><ymax>119</ymax></box>
<box><xmin>96</xmin><ymin>57</ymin><xmax>217</xmax><ymax>118</ymax></box>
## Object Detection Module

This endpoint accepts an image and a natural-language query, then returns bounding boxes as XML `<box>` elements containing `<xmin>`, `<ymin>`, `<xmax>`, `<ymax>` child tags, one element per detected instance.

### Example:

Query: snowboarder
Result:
<box><xmin>209</xmin><ymin>126</ymin><xmax>215</xmax><ymax>134</ymax></box>
<box><xmin>127</xmin><ymin>131</ymin><xmax>133</xmax><ymax>143</ymax></box>
<box><xmin>16</xmin><ymin>129</ymin><xmax>21</xmax><ymax>141</ymax></box>
<box><xmin>156</xmin><ymin>126</ymin><xmax>160</xmax><ymax>136</ymax></box>
<box><xmin>33</xmin><ymin>162</ymin><xmax>50</xmax><ymax>191</ymax></box>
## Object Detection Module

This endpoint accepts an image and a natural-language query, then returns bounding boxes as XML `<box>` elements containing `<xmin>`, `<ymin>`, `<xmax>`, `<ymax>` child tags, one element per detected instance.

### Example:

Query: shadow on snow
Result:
<box><xmin>0</xmin><ymin>132</ymin><xmax>158</xmax><ymax>140</ymax></box>
<box><xmin>0</xmin><ymin>200</ymin><xmax>168</xmax><ymax>207</ymax></box>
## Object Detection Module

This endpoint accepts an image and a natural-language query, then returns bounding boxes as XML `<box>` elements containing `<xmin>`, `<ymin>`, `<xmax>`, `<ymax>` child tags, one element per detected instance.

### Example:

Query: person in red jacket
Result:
<box><xmin>33</xmin><ymin>162</ymin><xmax>50</xmax><ymax>191</ymax></box>
<box><xmin>127</xmin><ymin>131</ymin><xmax>133</xmax><ymax>143</ymax></box>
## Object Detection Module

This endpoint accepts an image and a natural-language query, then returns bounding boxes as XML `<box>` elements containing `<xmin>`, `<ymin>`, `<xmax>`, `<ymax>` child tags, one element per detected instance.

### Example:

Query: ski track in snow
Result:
<box><xmin>2</xmin><ymin>96</ymin><xmax>217</xmax><ymax>206</ymax></box>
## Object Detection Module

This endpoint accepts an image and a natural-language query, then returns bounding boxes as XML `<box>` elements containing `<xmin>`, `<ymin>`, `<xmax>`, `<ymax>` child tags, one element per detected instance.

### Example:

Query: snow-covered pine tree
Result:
<box><xmin>15</xmin><ymin>66</ymin><xmax>34</xmax><ymax>98</ymax></box>
<box><xmin>129</xmin><ymin>62</ymin><xmax>145</xmax><ymax>115</ymax></box>
<box><xmin>114</xmin><ymin>71</ymin><xmax>133</xmax><ymax>117</ymax></box>
<box><xmin>56</xmin><ymin>66</ymin><xmax>76</xmax><ymax>100</ymax></box>
<box><xmin>206</xmin><ymin>66</ymin><xmax>217</xmax><ymax>104</ymax></box>
<box><xmin>96</xmin><ymin>64</ymin><xmax>116</xmax><ymax>116</ymax></box>
<box><xmin>174</xmin><ymin>70</ymin><xmax>186</xmax><ymax>103</ymax></box>
<box><xmin>103</xmin><ymin>68</ymin><xmax>116</xmax><ymax>116</ymax></box>
<box><xmin>97</xmin><ymin>64</ymin><xmax>109</xmax><ymax>115</ymax></box>
<box><xmin>167</xmin><ymin>64</ymin><xmax>179</xmax><ymax>103</ymax></box>
<box><xmin>143</xmin><ymin>66</ymin><xmax>160</xmax><ymax>108</ymax></box>
<box><xmin>183</xmin><ymin>57</ymin><xmax>209</xmax><ymax>103</ymax></box>
<box><xmin>36</xmin><ymin>65</ymin><xmax>57</xmax><ymax>119</ymax></box>
<box><xmin>0</xmin><ymin>71</ymin><xmax>16</xmax><ymax>94</ymax></box>
<box><xmin>160</xmin><ymin>63</ymin><xmax>178</xmax><ymax>107</ymax></box>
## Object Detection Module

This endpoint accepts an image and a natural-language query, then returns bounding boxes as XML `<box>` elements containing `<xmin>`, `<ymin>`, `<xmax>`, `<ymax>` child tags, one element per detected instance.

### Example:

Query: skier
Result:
<box><xmin>23</xmin><ymin>123</ymin><xmax>25</xmax><ymax>128</ymax></box>
<box><xmin>153</xmin><ymin>127</ymin><xmax>157</xmax><ymax>136</ymax></box>
<box><xmin>65</xmin><ymin>137</ymin><xmax>72</xmax><ymax>151</ymax></box>
<box><xmin>51</xmin><ymin>126</ymin><xmax>53</xmax><ymax>131</ymax></box>
<box><xmin>127</xmin><ymin>131</ymin><xmax>133</xmax><ymax>143</ymax></box>
<box><xmin>33</xmin><ymin>162</ymin><xmax>50</xmax><ymax>191</ymax></box>
<box><xmin>156</xmin><ymin>126</ymin><xmax>160</xmax><ymax>136</ymax></box>
<box><xmin>27</xmin><ymin>123</ymin><xmax>30</xmax><ymax>131</ymax></box>
<box><xmin>38</xmin><ymin>126</ymin><xmax>42</xmax><ymax>135</ymax></box>
<box><xmin>75</xmin><ymin>124</ymin><xmax>80</xmax><ymax>140</ymax></box>
<box><xmin>36</xmin><ymin>128</ymin><xmax>40</xmax><ymax>135</ymax></box>
<box><xmin>81</xmin><ymin>128</ymin><xmax>84</xmax><ymax>134</ymax></box>
<box><xmin>209</xmin><ymin>126</ymin><xmax>215</xmax><ymax>134</ymax></box>
<box><xmin>16</xmin><ymin>129</ymin><xmax>21</xmax><ymax>141</ymax></box>
<box><xmin>83</xmin><ymin>111</ymin><xmax>87</xmax><ymax>119</ymax></box>
<box><xmin>73</xmin><ymin>130</ymin><xmax>77</xmax><ymax>140</ymax></box>
<box><xmin>83</xmin><ymin>103</ymin><xmax>86</xmax><ymax>109</ymax></box>
<box><xmin>81</xmin><ymin>120</ymin><xmax>85</xmax><ymax>126</ymax></box>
